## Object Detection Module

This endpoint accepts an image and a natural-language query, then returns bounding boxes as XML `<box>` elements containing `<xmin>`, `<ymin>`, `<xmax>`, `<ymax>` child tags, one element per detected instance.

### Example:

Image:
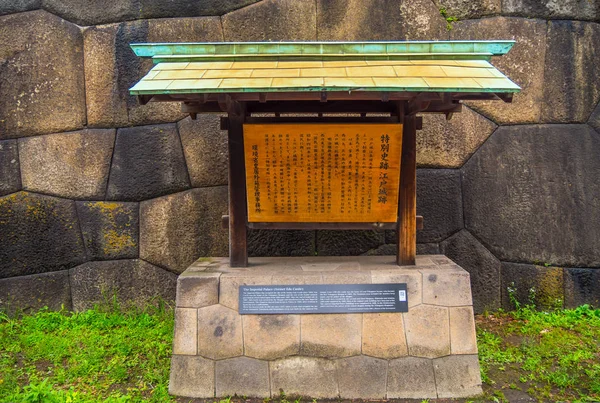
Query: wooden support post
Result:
<box><xmin>398</xmin><ymin>113</ymin><xmax>417</xmax><ymax>265</ymax></box>
<box><xmin>227</xmin><ymin>101</ymin><xmax>248</xmax><ymax>267</ymax></box>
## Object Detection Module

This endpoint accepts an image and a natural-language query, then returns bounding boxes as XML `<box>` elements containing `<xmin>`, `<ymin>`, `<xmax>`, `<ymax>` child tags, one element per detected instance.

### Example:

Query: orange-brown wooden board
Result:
<box><xmin>243</xmin><ymin>123</ymin><xmax>402</xmax><ymax>223</ymax></box>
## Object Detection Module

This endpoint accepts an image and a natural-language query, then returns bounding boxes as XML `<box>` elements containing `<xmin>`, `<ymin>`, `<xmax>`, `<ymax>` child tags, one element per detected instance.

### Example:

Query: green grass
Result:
<box><xmin>1</xmin><ymin>301</ymin><xmax>599</xmax><ymax>403</ymax></box>
<box><xmin>0</xmin><ymin>302</ymin><xmax>175</xmax><ymax>403</ymax></box>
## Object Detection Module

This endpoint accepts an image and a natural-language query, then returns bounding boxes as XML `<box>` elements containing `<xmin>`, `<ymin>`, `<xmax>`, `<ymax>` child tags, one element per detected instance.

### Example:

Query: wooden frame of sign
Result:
<box><xmin>213</xmin><ymin>95</ymin><xmax>430</xmax><ymax>267</ymax></box>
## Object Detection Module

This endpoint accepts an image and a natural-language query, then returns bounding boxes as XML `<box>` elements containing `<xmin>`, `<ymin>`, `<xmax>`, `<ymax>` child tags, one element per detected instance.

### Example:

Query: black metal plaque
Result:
<box><xmin>239</xmin><ymin>283</ymin><xmax>408</xmax><ymax>314</ymax></box>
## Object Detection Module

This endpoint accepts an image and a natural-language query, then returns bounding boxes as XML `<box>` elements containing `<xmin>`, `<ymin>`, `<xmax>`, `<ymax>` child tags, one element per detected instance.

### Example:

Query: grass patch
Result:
<box><xmin>1</xmin><ymin>301</ymin><xmax>599</xmax><ymax>402</ymax></box>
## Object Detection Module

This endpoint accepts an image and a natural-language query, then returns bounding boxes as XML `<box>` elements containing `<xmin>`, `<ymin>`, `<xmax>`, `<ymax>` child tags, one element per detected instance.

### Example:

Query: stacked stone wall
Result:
<box><xmin>1</xmin><ymin>0</ymin><xmax>599</xmax><ymax>313</ymax></box>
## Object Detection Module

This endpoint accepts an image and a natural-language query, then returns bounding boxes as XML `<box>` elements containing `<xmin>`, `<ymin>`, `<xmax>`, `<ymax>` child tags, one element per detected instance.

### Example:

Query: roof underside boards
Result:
<box><xmin>128</xmin><ymin>41</ymin><xmax>520</xmax><ymax>97</ymax></box>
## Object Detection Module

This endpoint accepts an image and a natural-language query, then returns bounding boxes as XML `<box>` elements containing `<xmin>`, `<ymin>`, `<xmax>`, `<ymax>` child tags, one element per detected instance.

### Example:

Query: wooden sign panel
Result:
<box><xmin>243</xmin><ymin>123</ymin><xmax>403</xmax><ymax>223</ymax></box>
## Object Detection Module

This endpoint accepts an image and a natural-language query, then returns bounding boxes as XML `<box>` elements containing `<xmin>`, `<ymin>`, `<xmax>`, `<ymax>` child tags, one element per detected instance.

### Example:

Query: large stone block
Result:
<box><xmin>362</xmin><ymin>313</ymin><xmax>408</xmax><ymax>358</ymax></box>
<box><xmin>0</xmin><ymin>10</ymin><xmax>85</xmax><ymax>138</ymax></box>
<box><xmin>371</xmin><ymin>269</ymin><xmax>422</xmax><ymax>307</ymax></box>
<box><xmin>219</xmin><ymin>272</ymin><xmax>273</xmax><ymax>311</ymax></box>
<box><xmin>249</xmin><ymin>229</ymin><xmax>316</xmax><ymax>257</ymax></box>
<box><xmin>76</xmin><ymin>201</ymin><xmax>138</xmax><ymax>260</ymax></box>
<box><xmin>176</xmin><ymin>271</ymin><xmax>220</xmax><ymax>309</ymax></box>
<box><xmin>43</xmin><ymin>0</ymin><xmax>138</xmax><ymax>25</ymax></box>
<box><xmin>0</xmin><ymin>140</ymin><xmax>21</xmax><ymax>196</ymax></box>
<box><xmin>403</xmin><ymin>305</ymin><xmax>450</xmax><ymax>358</ymax></box>
<box><xmin>269</xmin><ymin>356</ymin><xmax>338</xmax><ymax>398</ymax></box>
<box><xmin>419</xmin><ymin>107</ymin><xmax>497</xmax><ymax>168</ymax></box>
<box><xmin>216</xmin><ymin>357</ymin><xmax>270</xmax><ymax>398</ymax></box>
<box><xmin>140</xmin><ymin>187</ymin><xmax>228</xmax><ymax>273</ymax></box>
<box><xmin>449</xmin><ymin>306</ymin><xmax>478</xmax><ymax>355</ymax></box>
<box><xmin>19</xmin><ymin>129</ymin><xmax>115</xmax><ymax>200</ymax></box>
<box><xmin>300</xmin><ymin>314</ymin><xmax>361</xmax><ymax>357</ymax></box>
<box><xmin>243</xmin><ymin>315</ymin><xmax>300</xmax><ymax>359</ymax></box>
<box><xmin>542</xmin><ymin>21</ymin><xmax>600</xmax><ymax>123</ymax></box>
<box><xmin>178</xmin><ymin>115</ymin><xmax>228</xmax><ymax>188</ymax></box>
<box><xmin>317</xmin><ymin>230</ymin><xmax>384</xmax><ymax>256</ymax></box>
<box><xmin>564</xmin><ymin>268</ymin><xmax>600</xmax><ymax>308</ymax></box>
<box><xmin>107</xmin><ymin>124</ymin><xmax>189</xmax><ymax>201</ymax></box>
<box><xmin>433</xmin><ymin>0</ymin><xmax>501</xmax><ymax>19</ymax></box>
<box><xmin>421</xmin><ymin>265</ymin><xmax>473</xmax><ymax>306</ymax></box>
<box><xmin>173</xmin><ymin>308</ymin><xmax>197</xmax><ymax>355</ymax></box>
<box><xmin>70</xmin><ymin>259</ymin><xmax>177</xmax><ymax>311</ymax></box>
<box><xmin>317</xmin><ymin>0</ymin><xmax>448</xmax><ymax>41</ymax></box>
<box><xmin>387</xmin><ymin>356</ymin><xmax>437</xmax><ymax>399</ymax></box>
<box><xmin>502</xmin><ymin>0</ymin><xmax>600</xmax><ymax>21</ymax></box>
<box><xmin>336</xmin><ymin>356</ymin><xmax>387</xmax><ymax>399</ymax></box>
<box><xmin>0</xmin><ymin>192</ymin><xmax>86</xmax><ymax>279</ymax></box>
<box><xmin>463</xmin><ymin>125</ymin><xmax>600</xmax><ymax>267</ymax></box>
<box><xmin>440</xmin><ymin>230</ymin><xmax>501</xmax><ymax>313</ymax></box>
<box><xmin>589</xmin><ymin>102</ymin><xmax>600</xmax><ymax>133</ymax></box>
<box><xmin>140</xmin><ymin>0</ymin><xmax>262</xmax><ymax>19</ymax></box>
<box><xmin>501</xmin><ymin>262</ymin><xmax>564</xmax><ymax>310</ymax></box>
<box><xmin>0</xmin><ymin>0</ymin><xmax>39</xmax><ymax>15</ymax></box>
<box><xmin>169</xmin><ymin>355</ymin><xmax>214</xmax><ymax>398</ymax></box>
<box><xmin>433</xmin><ymin>355</ymin><xmax>482</xmax><ymax>398</ymax></box>
<box><xmin>197</xmin><ymin>304</ymin><xmax>243</xmax><ymax>360</ymax></box>
<box><xmin>0</xmin><ymin>270</ymin><xmax>71</xmax><ymax>314</ymax></box>
<box><xmin>222</xmin><ymin>0</ymin><xmax>317</xmax><ymax>41</ymax></box>
<box><xmin>84</xmin><ymin>18</ymin><xmax>223</xmax><ymax>128</ymax></box>
<box><xmin>451</xmin><ymin>17</ymin><xmax>547</xmax><ymax>124</ymax></box>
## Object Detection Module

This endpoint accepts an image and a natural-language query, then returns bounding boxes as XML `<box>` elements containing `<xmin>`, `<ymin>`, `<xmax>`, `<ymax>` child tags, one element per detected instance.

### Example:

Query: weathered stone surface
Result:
<box><xmin>362</xmin><ymin>313</ymin><xmax>408</xmax><ymax>358</ymax></box>
<box><xmin>249</xmin><ymin>230</ymin><xmax>316</xmax><ymax>257</ymax></box>
<box><xmin>219</xmin><ymin>272</ymin><xmax>273</xmax><ymax>311</ymax></box>
<box><xmin>0</xmin><ymin>140</ymin><xmax>21</xmax><ymax>196</ymax></box>
<box><xmin>463</xmin><ymin>125</ymin><xmax>600</xmax><ymax>267</ymax></box>
<box><xmin>589</xmin><ymin>102</ymin><xmax>600</xmax><ymax>133</ymax></box>
<box><xmin>317</xmin><ymin>0</ymin><xmax>448</xmax><ymax>41</ymax></box>
<box><xmin>223</xmin><ymin>0</ymin><xmax>317</xmax><ymax>41</ymax></box>
<box><xmin>70</xmin><ymin>259</ymin><xmax>177</xmax><ymax>311</ymax></box>
<box><xmin>403</xmin><ymin>305</ymin><xmax>450</xmax><ymax>358</ymax></box>
<box><xmin>140</xmin><ymin>187</ymin><xmax>228</xmax><ymax>273</ymax></box>
<box><xmin>371</xmin><ymin>269</ymin><xmax>422</xmax><ymax>307</ymax></box>
<box><xmin>449</xmin><ymin>306</ymin><xmax>478</xmax><ymax>354</ymax></box>
<box><xmin>564</xmin><ymin>268</ymin><xmax>600</xmax><ymax>308</ymax></box>
<box><xmin>322</xmin><ymin>271</ymin><xmax>371</xmax><ymax>284</ymax></box>
<box><xmin>197</xmin><ymin>304</ymin><xmax>243</xmax><ymax>359</ymax></box>
<box><xmin>176</xmin><ymin>271</ymin><xmax>220</xmax><ymax>308</ymax></box>
<box><xmin>0</xmin><ymin>192</ymin><xmax>86</xmax><ymax>279</ymax></box>
<box><xmin>169</xmin><ymin>355</ymin><xmax>214</xmax><ymax>398</ymax></box>
<box><xmin>243</xmin><ymin>315</ymin><xmax>300</xmax><ymax>359</ymax></box>
<box><xmin>271</xmin><ymin>271</ymin><xmax>323</xmax><ymax>285</ymax></box>
<box><xmin>317</xmin><ymin>230</ymin><xmax>384</xmax><ymax>256</ymax></box>
<box><xmin>178</xmin><ymin>115</ymin><xmax>228</xmax><ymax>187</ymax></box>
<box><xmin>270</xmin><ymin>356</ymin><xmax>338</xmax><ymax>398</ymax></box>
<box><xmin>19</xmin><ymin>129</ymin><xmax>114</xmax><ymax>199</ymax></box>
<box><xmin>43</xmin><ymin>0</ymin><xmax>138</xmax><ymax>25</ymax></box>
<box><xmin>542</xmin><ymin>21</ymin><xmax>600</xmax><ymax>123</ymax></box>
<box><xmin>441</xmin><ymin>230</ymin><xmax>501</xmax><ymax>313</ymax></box>
<box><xmin>419</xmin><ymin>107</ymin><xmax>497</xmax><ymax>168</ymax></box>
<box><xmin>434</xmin><ymin>355</ymin><xmax>482</xmax><ymax>398</ymax></box>
<box><xmin>216</xmin><ymin>356</ymin><xmax>270</xmax><ymax>398</ymax></box>
<box><xmin>0</xmin><ymin>270</ymin><xmax>71</xmax><ymax>314</ymax></box>
<box><xmin>140</xmin><ymin>0</ymin><xmax>262</xmax><ymax>19</ymax></box>
<box><xmin>0</xmin><ymin>0</ymin><xmax>39</xmax><ymax>15</ymax></box>
<box><xmin>84</xmin><ymin>18</ymin><xmax>223</xmax><ymax>128</ymax></box>
<box><xmin>387</xmin><ymin>356</ymin><xmax>437</xmax><ymax>399</ymax></box>
<box><xmin>421</xmin><ymin>266</ymin><xmax>472</xmax><ymax>306</ymax></box>
<box><xmin>173</xmin><ymin>308</ymin><xmax>197</xmax><ymax>355</ymax></box>
<box><xmin>76</xmin><ymin>201</ymin><xmax>138</xmax><ymax>260</ymax></box>
<box><xmin>336</xmin><ymin>356</ymin><xmax>387</xmax><ymax>399</ymax></box>
<box><xmin>418</xmin><ymin>243</ymin><xmax>441</xmax><ymax>255</ymax></box>
<box><xmin>107</xmin><ymin>124</ymin><xmax>189</xmax><ymax>201</ymax></box>
<box><xmin>0</xmin><ymin>10</ymin><xmax>85</xmax><ymax>138</ymax></box>
<box><xmin>300</xmin><ymin>314</ymin><xmax>361</xmax><ymax>357</ymax></box>
<box><xmin>434</xmin><ymin>0</ymin><xmax>501</xmax><ymax>19</ymax></box>
<box><xmin>451</xmin><ymin>17</ymin><xmax>547</xmax><ymax>124</ymax></box>
<box><xmin>501</xmin><ymin>262</ymin><xmax>564</xmax><ymax>310</ymax></box>
<box><xmin>503</xmin><ymin>0</ymin><xmax>600</xmax><ymax>21</ymax></box>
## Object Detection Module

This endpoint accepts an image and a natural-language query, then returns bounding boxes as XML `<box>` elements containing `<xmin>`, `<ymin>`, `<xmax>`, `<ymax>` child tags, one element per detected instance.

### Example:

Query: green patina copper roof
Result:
<box><xmin>129</xmin><ymin>41</ymin><xmax>520</xmax><ymax>95</ymax></box>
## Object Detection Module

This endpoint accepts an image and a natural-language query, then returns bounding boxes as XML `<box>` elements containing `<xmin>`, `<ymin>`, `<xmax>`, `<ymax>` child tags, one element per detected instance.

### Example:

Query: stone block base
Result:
<box><xmin>170</xmin><ymin>255</ymin><xmax>482</xmax><ymax>399</ymax></box>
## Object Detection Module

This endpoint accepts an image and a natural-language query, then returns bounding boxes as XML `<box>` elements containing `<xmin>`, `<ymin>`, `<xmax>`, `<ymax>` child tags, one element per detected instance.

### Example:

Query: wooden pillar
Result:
<box><xmin>227</xmin><ymin>101</ymin><xmax>248</xmax><ymax>267</ymax></box>
<box><xmin>397</xmin><ymin>113</ymin><xmax>417</xmax><ymax>265</ymax></box>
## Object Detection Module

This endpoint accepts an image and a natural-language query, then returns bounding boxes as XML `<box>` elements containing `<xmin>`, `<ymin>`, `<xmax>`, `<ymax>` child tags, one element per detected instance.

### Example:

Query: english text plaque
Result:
<box><xmin>243</xmin><ymin>123</ymin><xmax>403</xmax><ymax>223</ymax></box>
<box><xmin>239</xmin><ymin>283</ymin><xmax>408</xmax><ymax>314</ymax></box>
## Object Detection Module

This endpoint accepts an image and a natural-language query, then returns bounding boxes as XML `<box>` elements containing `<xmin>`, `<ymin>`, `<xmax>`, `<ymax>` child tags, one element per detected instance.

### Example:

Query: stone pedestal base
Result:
<box><xmin>170</xmin><ymin>255</ymin><xmax>482</xmax><ymax>399</ymax></box>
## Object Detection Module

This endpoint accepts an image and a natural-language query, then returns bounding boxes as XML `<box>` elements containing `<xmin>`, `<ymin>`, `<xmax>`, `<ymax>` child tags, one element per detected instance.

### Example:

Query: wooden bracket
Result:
<box><xmin>220</xmin><ymin>117</ymin><xmax>229</xmax><ymax>130</ymax></box>
<box><xmin>416</xmin><ymin>116</ymin><xmax>423</xmax><ymax>130</ymax></box>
